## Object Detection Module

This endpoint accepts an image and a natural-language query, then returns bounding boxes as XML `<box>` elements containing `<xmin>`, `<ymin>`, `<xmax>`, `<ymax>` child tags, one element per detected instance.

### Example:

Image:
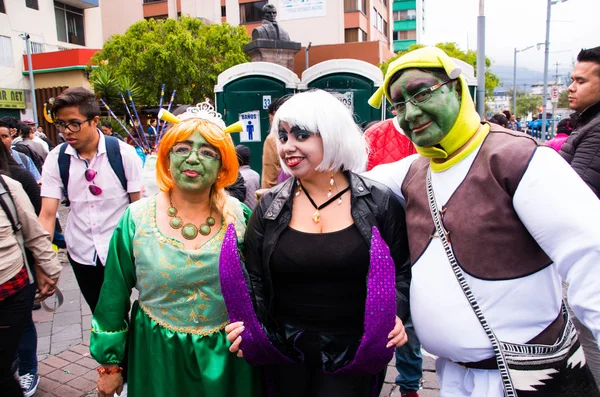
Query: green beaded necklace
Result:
<box><xmin>167</xmin><ymin>193</ymin><xmax>216</xmax><ymax>240</ymax></box>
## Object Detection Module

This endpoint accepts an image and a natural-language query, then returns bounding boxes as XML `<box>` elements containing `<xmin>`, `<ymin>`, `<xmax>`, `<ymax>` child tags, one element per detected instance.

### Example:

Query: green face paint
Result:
<box><xmin>169</xmin><ymin>132</ymin><xmax>221</xmax><ymax>192</ymax></box>
<box><xmin>389</xmin><ymin>69</ymin><xmax>461</xmax><ymax>148</ymax></box>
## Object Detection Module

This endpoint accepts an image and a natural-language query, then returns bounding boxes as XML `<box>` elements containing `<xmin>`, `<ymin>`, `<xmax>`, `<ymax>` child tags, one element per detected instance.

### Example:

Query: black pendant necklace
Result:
<box><xmin>297</xmin><ymin>180</ymin><xmax>350</xmax><ymax>223</ymax></box>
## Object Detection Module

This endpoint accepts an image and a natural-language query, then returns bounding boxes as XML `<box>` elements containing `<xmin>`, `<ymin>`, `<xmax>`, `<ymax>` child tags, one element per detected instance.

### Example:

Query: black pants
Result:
<box><xmin>266</xmin><ymin>363</ymin><xmax>380</xmax><ymax>397</ymax></box>
<box><xmin>68</xmin><ymin>254</ymin><xmax>105</xmax><ymax>313</ymax></box>
<box><xmin>0</xmin><ymin>283</ymin><xmax>35</xmax><ymax>397</ymax></box>
<box><xmin>265</xmin><ymin>332</ymin><xmax>380</xmax><ymax>397</ymax></box>
<box><xmin>68</xmin><ymin>254</ymin><xmax>129</xmax><ymax>380</ymax></box>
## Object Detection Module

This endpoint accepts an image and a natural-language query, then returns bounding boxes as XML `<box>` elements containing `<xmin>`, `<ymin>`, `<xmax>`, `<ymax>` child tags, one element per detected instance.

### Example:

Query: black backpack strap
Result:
<box><xmin>57</xmin><ymin>143</ymin><xmax>71</xmax><ymax>206</ymax></box>
<box><xmin>104</xmin><ymin>136</ymin><xmax>128</xmax><ymax>197</ymax></box>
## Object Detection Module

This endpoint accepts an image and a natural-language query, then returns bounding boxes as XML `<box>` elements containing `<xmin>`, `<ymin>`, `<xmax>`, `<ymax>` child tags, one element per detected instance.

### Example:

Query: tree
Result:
<box><xmin>516</xmin><ymin>94</ymin><xmax>542</xmax><ymax>118</ymax></box>
<box><xmin>90</xmin><ymin>16</ymin><xmax>251</xmax><ymax>106</ymax></box>
<box><xmin>379</xmin><ymin>42</ymin><xmax>500</xmax><ymax>99</ymax></box>
<box><xmin>558</xmin><ymin>89</ymin><xmax>569</xmax><ymax>108</ymax></box>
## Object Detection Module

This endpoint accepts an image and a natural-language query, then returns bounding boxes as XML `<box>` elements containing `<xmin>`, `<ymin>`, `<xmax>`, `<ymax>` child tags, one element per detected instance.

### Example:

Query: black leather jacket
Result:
<box><xmin>243</xmin><ymin>171</ymin><xmax>411</xmax><ymax>370</ymax></box>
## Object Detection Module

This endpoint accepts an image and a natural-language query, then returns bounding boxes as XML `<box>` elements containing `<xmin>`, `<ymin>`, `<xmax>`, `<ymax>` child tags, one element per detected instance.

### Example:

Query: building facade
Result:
<box><xmin>0</xmin><ymin>0</ymin><xmax>102</xmax><ymax>122</ymax></box>
<box><xmin>101</xmin><ymin>0</ymin><xmax>395</xmax><ymax>63</ymax></box>
<box><xmin>391</xmin><ymin>0</ymin><xmax>424</xmax><ymax>52</ymax></box>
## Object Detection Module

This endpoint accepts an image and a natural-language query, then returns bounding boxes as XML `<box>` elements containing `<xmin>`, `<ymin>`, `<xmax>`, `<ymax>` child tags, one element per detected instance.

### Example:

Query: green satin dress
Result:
<box><xmin>90</xmin><ymin>197</ymin><xmax>263</xmax><ymax>397</ymax></box>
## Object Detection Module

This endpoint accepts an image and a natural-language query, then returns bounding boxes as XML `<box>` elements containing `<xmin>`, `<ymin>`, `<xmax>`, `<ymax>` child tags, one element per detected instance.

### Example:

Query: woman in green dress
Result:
<box><xmin>90</xmin><ymin>103</ymin><xmax>263</xmax><ymax>397</ymax></box>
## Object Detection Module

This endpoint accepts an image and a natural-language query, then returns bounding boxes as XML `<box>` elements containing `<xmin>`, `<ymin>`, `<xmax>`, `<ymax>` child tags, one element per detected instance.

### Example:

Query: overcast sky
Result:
<box><xmin>421</xmin><ymin>0</ymin><xmax>598</xmax><ymax>72</ymax></box>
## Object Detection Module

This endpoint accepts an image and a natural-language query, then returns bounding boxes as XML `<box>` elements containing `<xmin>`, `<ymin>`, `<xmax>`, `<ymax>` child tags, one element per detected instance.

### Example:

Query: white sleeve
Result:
<box><xmin>513</xmin><ymin>146</ymin><xmax>600</xmax><ymax>347</ymax></box>
<box><xmin>362</xmin><ymin>154</ymin><xmax>418</xmax><ymax>200</ymax></box>
<box><xmin>40</xmin><ymin>148</ymin><xmax>64</xmax><ymax>200</ymax></box>
<box><xmin>119</xmin><ymin>143</ymin><xmax>143</xmax><ymax>193</ymax></box>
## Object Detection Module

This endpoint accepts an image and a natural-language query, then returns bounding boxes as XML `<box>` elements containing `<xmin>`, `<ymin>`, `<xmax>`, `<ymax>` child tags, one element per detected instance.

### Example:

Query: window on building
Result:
<box><xmin>344</xmin><ymin>0</ymin><xmax>367</xmax><ymax>13</ymax></box>
<box><xmin>393</xmin><ymin>31</ymin><xmax>398</xmax><ymax>41</ymax></box>
<box><xmin>399</xmin><ymin>30</ymin><xmax>417</xmax><ymax>40</ymax></box>
<box><xmin>0</xmin><ymin>0</ymin><xmax>6</xmax><ymax>13</ymax></box>
<box><xmin>239</xmin><ymin>1</ymin><xmax>267</xmax><ymax>23</ymax></box>
<box><xmin>54</xmin><ymin>1</ymin><xmax>85</xmax><ymax>46</ymax></box>
<box><xmin>372</xmin><ymin>7</ymin><xmax>387</xmax><ymax>35</ymax></box>
<box><xmin>393</xmin><ymin>9</ymin><xmax>417</xmax><ymax>21</ymax></box>
<box><xmin>144</xmin><ymin>15</ymin><xmax>168</xmax><ymax>21</ymax></box>
<box><xmin>26</xmin><ymin>0</ymin><xmax>39</xmax><ymax>10</ymax></box>
<box><xmin>29</xmin><ymin>42</ymin><xmax>43</xmax><ymax>54</ymax></box>
<box><xmin>0</xmin><ymin>35</ymin><xmax>13</xmax><ymax>67</ymax></box>
<box><xmin>344</xmin><ymin>28</ymin><xmax>367</xmax><ymax>43</ymax></box>
<box><xmin>221</xmin><ymin>6</ymin><xmax>226</xmax><ymax>17</ymax></box>
<box><xmin>142</xmin><ymin>0</ymin><xmax>164</xmax><ymax>3</ymax></box>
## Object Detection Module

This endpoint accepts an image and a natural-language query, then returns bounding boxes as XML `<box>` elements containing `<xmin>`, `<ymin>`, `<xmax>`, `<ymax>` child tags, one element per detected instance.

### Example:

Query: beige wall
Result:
<box><xmin>180</xmin><ymin>0</ymin><xmax>221</xmax><ymax>23</ymax></box>
<box><xmin>100</xmin><ymin>0</ymin><xmax>143</xmax><ymax>42</ymax></box>
<box><xmin>33</xmin><ymin>70</ymin><xmax>92</xmax><ymax>91</ymax></box>
<box><xmin>248</xmin><ymin>0</ymin><xmax>344</xmax><ymax>46</ymax></box>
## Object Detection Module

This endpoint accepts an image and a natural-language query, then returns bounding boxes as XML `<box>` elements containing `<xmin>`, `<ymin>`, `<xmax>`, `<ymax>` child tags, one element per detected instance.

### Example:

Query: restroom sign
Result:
<box><xmin>239</xmin><ymin>110</ymin><xmax>262</xmax><ymax>142</ymax></box>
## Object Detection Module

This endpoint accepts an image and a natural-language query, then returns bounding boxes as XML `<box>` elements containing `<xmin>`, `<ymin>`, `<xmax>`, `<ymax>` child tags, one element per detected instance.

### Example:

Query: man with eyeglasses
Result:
<box><xmin>38</xmin><ymin>86</ymin><xmax>142</xmax><ymax>323</ymax></box>
<box><xmin>365</xmin><ymin>47</ymin><xmax>600</xmax><ymax>396</ymax></box>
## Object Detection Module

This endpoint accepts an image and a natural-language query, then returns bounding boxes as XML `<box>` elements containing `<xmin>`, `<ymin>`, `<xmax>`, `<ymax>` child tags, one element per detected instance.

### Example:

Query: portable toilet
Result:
<box><xmin>299</xmin><ymin>59</ymin><xmax>384</xmax><ymax>129</ymax></box>
<box><xmin>215</xmin><ymin>62</ymin><xmax>300</xmax><ymax>178</ymax></box>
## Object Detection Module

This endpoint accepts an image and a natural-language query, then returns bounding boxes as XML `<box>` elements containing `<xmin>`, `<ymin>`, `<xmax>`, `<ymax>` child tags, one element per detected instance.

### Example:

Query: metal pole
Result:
<box><xmin>476</xmin><ymin>0</ymin><xmax>485</xmax><ymax>119</ymax></box>
<box><xmin>305</xmin><ymin>42</ymin><xmax>312</xmax><ymax>71</ymax></box>
<box><xmin>541</xmin><ymin>0</ymin><xmax>552</xmax><ymax>142</ymax></box>
<box><xmin>24</xmin><ymin>34</ymin><xmax>38</xmax><ymax>127</ymax></box>
<box><xmin>512</xmin><ymin>47</ymin><xmax>517</xmax><ymax>117</ymax></box>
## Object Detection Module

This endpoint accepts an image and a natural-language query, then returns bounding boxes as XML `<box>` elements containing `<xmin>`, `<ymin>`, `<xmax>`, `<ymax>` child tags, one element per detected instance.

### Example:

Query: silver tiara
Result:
<box><xmin>178</xmin><ymin>102</ymin><xmax>226</xmax><ymax>130</ymax></box>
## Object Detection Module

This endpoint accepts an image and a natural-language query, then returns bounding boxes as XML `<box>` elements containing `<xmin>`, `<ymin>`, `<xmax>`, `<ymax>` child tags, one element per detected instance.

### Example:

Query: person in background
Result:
<box><xmin>101</xmin><ymin>122</ymin><xmax>124</xmax><ymax>141</ymax></box>
<box><xmin>503</xmin><ymin>110</ymin><xmax>518</xmax><ymax>131</ymax></box>
<box><xmin>490</xmin><ymin>113</ymin><xmax>508</xmax><ymax>129</ymax></box>
<box><xmin>0</xmin><ymin>142</ymin><xmax>43</xmax><ymax>396</ymax></box>
<box><xmin>547</xmin><ymin>117</ymin><xmax>575</xmax><ymax>152</ymax></box>
<box><xmin>235</xmin><ymin>145</ymin><xmax>260</xmax><ymax>210</ymax></box>
<box><xmin>146</xmin><ymin>119</ymin><xmax>157</xmax><ymax>149</ymax></box>
<box><xmin>38</xmin><ymin>88</ymin><xmax>143</xmax><ymax>394</ymax></box>
<box><xmin>21</xmin><ymin>120</ymin><xmax>50</xmax><ymax>153</ymax></box>
<box><xmin>364</xmin><ymin>117</ymin><xmax>417</xmax><ymax>172</ymax></box>
<box><xmin>0</xmin><ymin>159</ymin><xmax>61</xmax><ymax>396</ymax></box>
<box><xmin>0</xmin><ymin>120</ymin><xmax>40</xmax><ymax>182</ymax></box>
<box><xmin>261</xmin><ymin>97</ymin><xmax>288</xmax><ymax>189</ymax></box>
<box><xmin>558</xmin><ymin>45</ymin><xmax>600</xmax><ymax>388</ymax></box>
<box><xmin>16</xmin><ymin>123</ymin><xmax>47</xmax><ymax>162</ymax></box>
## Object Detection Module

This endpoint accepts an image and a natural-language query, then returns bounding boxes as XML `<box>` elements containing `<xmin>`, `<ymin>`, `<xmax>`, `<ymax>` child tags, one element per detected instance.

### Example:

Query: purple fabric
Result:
<box><xmin>327</xmin><ymin>226</ymin><xmax>396</xmax><ymax>375</ymax></box>
<box><xmin>276</xmin><ymin>170</ymin><xmax>291</xmax><ymax>184</ymax></box>
<box><xmin>219</xmin><ymin>224</ymin><xmax>296</xmax><ymax>366</ymax></box>
<box><xmin>219</xmin><ymin>224</ymin><xmax>396</xmax><ymax>375</ymax></box>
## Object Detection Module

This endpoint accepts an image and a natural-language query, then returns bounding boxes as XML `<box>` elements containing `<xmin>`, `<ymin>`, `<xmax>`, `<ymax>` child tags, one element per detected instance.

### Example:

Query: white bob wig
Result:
<box><xmin>271</xmin><ymin>89</ymin><xmax>368</xmax><ymax>174</ymax></box>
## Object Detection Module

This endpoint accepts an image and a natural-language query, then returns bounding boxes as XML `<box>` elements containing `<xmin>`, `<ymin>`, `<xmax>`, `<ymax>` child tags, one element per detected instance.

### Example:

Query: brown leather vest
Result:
<box><xmin>401</xmin><ymin>124</ymin><xmax>552</xmax><ymax>280</ymax></box>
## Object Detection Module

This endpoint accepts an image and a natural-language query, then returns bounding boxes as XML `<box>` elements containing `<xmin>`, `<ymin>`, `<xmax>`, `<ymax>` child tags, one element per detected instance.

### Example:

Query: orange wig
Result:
<box><xmin>156</xmin><ymin>119</ymin><xmax>240</xmax><ymax>220</ymax></box>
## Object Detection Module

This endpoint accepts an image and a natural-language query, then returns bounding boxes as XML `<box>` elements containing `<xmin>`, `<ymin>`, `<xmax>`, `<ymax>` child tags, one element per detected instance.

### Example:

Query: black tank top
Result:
<box><xmin>270</xmin><ymin>225</ymin><xmax>369</xmax><ymax>334</ymax></box>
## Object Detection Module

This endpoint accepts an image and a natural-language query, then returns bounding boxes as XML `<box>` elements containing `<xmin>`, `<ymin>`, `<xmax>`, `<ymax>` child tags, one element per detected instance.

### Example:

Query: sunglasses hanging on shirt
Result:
<box><xmin>84</xmin><ymin>168</ymin><xmax>102</xmax><ymax>196</ymax></box>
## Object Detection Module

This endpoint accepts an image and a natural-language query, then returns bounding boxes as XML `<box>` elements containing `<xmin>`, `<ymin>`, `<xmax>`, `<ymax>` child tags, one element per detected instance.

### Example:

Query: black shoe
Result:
<box><xmin>32</xmin><ymin>302</ymin><xmax>41</xmax><ymax>310</ymax></box>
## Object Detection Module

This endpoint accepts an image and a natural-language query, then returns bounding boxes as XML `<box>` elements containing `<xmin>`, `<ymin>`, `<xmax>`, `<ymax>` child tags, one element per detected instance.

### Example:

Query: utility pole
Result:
<box><xmin>551</xmin><ymin>62</ymin><xmax>560</xmax><ymax>136</ymax></box>
<box><xmin>476</xmin><ymin>0</ymin><xmax>486</xmax><ymax>119</ymax></box>
<box><xmin>20</xmin><ymin>34</ymin><xmax>38</xmax><ymax>127</ymax></box>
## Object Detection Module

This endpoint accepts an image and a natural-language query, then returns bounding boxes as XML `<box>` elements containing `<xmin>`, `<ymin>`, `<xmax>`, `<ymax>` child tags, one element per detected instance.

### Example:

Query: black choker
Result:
<box><xmin>297</xmin><ymin>180</ymin><xmax>350</xmax><ymax>223</ymax></box>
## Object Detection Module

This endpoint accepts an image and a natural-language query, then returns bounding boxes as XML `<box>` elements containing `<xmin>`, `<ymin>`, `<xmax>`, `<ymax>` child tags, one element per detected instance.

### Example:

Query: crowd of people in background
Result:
<box><xmin>1</xmin><ymin>44</ymin><xmax>600</xmax><ymax>397</ymax></box>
